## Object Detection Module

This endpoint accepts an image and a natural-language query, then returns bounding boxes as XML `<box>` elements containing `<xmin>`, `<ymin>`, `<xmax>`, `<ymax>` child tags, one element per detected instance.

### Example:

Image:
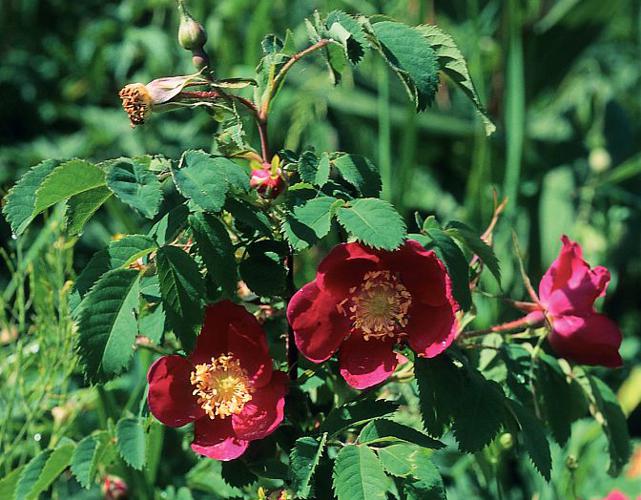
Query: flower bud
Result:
<box><xmin>178</xmin><ymin>2</ymin><xmax>207</xmax><ymax>51</ymax></box>
<box><xmin>102</xmin><ymin>475</ymin><xmax>128</xmax><ymax>500</ymax></box>
<box><xmin>191</xmin><ymin>47</ymin><xmax>210</xmax><ymax>72</ymax></box>
<box><xmin>250</xmin><ymin>155</ymin><xmax>286</xmax><ymax>198</ymax></box>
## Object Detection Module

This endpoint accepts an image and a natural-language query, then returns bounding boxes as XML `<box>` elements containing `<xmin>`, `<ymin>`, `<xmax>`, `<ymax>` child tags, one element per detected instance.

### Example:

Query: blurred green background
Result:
<box><xmin>1</xmin><ymin>0</ymin><xmax>640</xmax><ymax>498</ymax></box>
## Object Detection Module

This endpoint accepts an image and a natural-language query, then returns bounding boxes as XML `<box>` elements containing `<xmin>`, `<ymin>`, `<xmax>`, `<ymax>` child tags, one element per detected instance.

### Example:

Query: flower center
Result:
<box><xmin>339</xmin><ymin>270</ymin><xmax>412</xmax><ymax>341</ymax></box>
<box><xmin>118</xmin><ymin>83</ymin><xmax>153</xmax><ymax>126</ymax></box>
<box><xmin>190</xmin><ymin>354</ymin><xmax>253</xmax><ymax>419</ymax></box>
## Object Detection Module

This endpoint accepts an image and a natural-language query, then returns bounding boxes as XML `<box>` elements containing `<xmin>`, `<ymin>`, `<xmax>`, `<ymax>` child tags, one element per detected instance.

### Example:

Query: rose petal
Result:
<box><xmin>406</xmin><ymin>302</ymin><xmax>457</xmax><ymax>358</ymax></box>
<box><xmin>549</xmin><ymin>314</ymin><xmax>623</xmax><ymax>368</ymax></box>
<box><xmin>316</xmin><ymin>242</ymin><xmax>379</xmax><ymax>297</ymax></box>
<box><xmin>228</xmin><ymin>324</ymin><xmax>273</xmax><ymax>388</ymax></box>
<box><xmin>383</xmin><ymin>240</ymin><xmax>450</xmax><ymax>307</ymax></box>
<box><xmin>232</xmin><ymin>371</ymin><xmax>288</xmax><ymax>440</ymax></box>
<box><xmin>539</xmin><ymin>236</ymin><xmax>611</xmax><ymax>316</ymax></box>
<box><xmin>192</xmin><ymin>417</ymin><xmax>249</xmax><ymax>461</ymax></box>
<box><xmin>287</xmin><ymin>281</ymin><xmax>351</xmax><ymax>363</ymax></box>
<box><xmin>147</xmin><ymin>355</ymin><xmax>203</xmax><ymax>427</ymax></box>
<box><xmin>338</xmin><ymin>336</ymin><xmax>398</xmax><ymax>389</ymax></box>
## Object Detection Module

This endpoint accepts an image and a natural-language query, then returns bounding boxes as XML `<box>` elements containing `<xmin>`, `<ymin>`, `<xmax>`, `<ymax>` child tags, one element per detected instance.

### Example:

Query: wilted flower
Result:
<box><xmin>119</xmin><ymin>74</ymin><xmax>207</xmax><ymax>127</ymax></box>
<box><xmin>287</xmin><ymin>240</ymin><xmax>459</xmax><ymax>389</ymax></box>
<box><xmin>146</xmin><ymin>301</ymin><xmax>288</xmax><ymax>460</ymax></box>
<box><xmin>527</xmin><ymin>236</ymin><xmax>622</xmax><ymax>367</ymax></box>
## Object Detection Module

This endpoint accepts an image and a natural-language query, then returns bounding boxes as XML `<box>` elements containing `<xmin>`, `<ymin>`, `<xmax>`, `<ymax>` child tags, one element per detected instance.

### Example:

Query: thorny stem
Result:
<box><xmin>257</xmin><ymin>117</ymin><xmax>270</xmax><ymax>163</ymax></box>
<box><xmin>460</xmin><ymin>313</ymin><xmax>545</xmax><ymax>339</ymax></box>
<box><xmin>285</xmin><ymin>251</ymin><xmax>298</xmax><ymax>382</ymax></box>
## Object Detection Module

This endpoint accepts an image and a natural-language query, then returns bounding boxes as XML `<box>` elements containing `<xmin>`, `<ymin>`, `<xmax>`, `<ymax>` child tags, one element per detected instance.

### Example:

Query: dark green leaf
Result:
<box><xmin>358</xmin><ymin>419</ymin><xmax>444</xmax><ymax>449</ymax></box>
<box><xmin>172</xmin><ymin>151</ymin><xmax>228</xmax><ymax>212</ymax></box>
<box><xmin>149</xmin><ymin>205</ymin><xmax>190</xmax><ymax>246</ymax></box>
<box><xmin>106</xmin><ymin>158</ymin><xmax>162</xmax><ymax>218</ymax></box>
<box><xmin>189</xmin><ymin>213</ymin><xmax>238</xmax><ymax>296</ymax></box>
<box><xmin>290</xmin><ymin>434</ymin><xmax>327</xmax><ymax>499</ymax></box>
<box><xmin>156</xmin><ymin>246</ymin><xmax>205</xmax><ymax>351</ymax></box>
<box><xmin>506</xmin><ymin>399</ymin><xmax>552</xmax><ymax>481</ymax></box>
<box><xmin>446</xmin><ymin>220</ymin><xmax>501</xmax><ymax>285</ymax></box>
<box><xmin>225</xmin><ymin>198</ymin><xmax>272</xmax><ymax>238</ymax></box>
<box><xmin>336</xmin><ymin>198</ymin><xmax>406</xmax><ymax>250</ymax></box>
<box><xmin>589</xmin><ymin>376</ymin><xmax>632</xmax><ymax>476</ymax></box>
<box><xmin>71</xmin><ymin>433</ymin><xmax>111</xmax><ymax>489</ymax></box>
<box><xmin>320</xmin><ymin>398</ymin><xmax>399</xmax><ymax>437</ymax></box>
<box><xmin>417</xmin><ymin>24</ymin><xmax>495</xmax><ymax>135</ymax></box>
<box><xmin>424</xmin><ymin>228</ymin><xmax>472</xmax><ymax>310</ymax></box>
<box><xmin>378</xmin><ymin>444</ymin><xmax>414</xmax><ymax>477</ymax></box>
<box><xmin>333</xmin><ymin>154</ymin><xmax>381</xmax><ymax>197</ymax></box>
<box><xmin>367</xmin><ymin>21</ymin><xmax>440</xmax><ymax>111</ymax></box>
<box><xmin>77</xmin><ymin>269</ymin><xmax>140</xmax><ymax>381</ymax></box>
<box><xmin>16</xmin><ymin>442</ymin><xmax>75</xmax><ymax>500</ymax></box>
<box><xmin>15</xmin><ymin>449</ymin><xmax>52</xmax><ymax>500</ymax></box>
<box><xmin>239</xmin><ymin>244</ymin><xmax>287</xmax><ymax>297</ymax></box>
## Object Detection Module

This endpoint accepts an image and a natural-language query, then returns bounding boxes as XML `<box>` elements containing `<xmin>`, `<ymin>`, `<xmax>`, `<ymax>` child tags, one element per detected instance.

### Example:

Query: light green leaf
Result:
<box><xmin>332</xmin><ymin>445</ymin><xmax>388</xmax><ymax>500</ymax></box>
<box><xmin>20</xmin><ymin>442</ymin><xmax>75</xmax><ymax>500</ymax></box>
<box><xmin>358</xmin><ymin>419</ymin><xmax>444</xmax><ymax>449</ymax></box>
<box><xmin>333</xmin><ymin>154</ymin><xmax>381</xmax><ymax>197</ymax></box>
<box><xmin>424</xmin><ymin>228</ymin><xmax>472</xmax><ymax>310</ymax></box>
<box><xmin>298</xmin><ymin>151</ymin><xmax>330</xmax><ymax>187</ymax></box>
<box><xmin>66</xmin><ymin>186</ymin><xmax>113</xmax><ymax>235</ymax></box>
<box><xmin>77</xmin><ymin>269</ymin><xmax>141</xmax><ymax>381</ymax></box>
<box><xmin>15</xmin><ymin>450</ymin><xmax>52</xmax><ymax>500</ymax></box>
<box><xmin>33</xmin><ymin>159</ymin><xmax>106</xmax><ymax>215</ymax></box>
<box><xmin>292</xmin><ymin>196</ymin><xmax>338</xmax><ymax>240</ymax></box>
<box><xmin>116</xmin><ymin>417</ymin><xmax>146</xmax><ymax>470</ymax></box>
<box><xmin>2</xmin><ymin>159</ymin><xmax>61</xmax><ymax>235</ymax></box>
<box><xmin>189</xmin><ymin>213</ymin><xmax>238</xmax><ymax>296</ymax></box>
<box><xmin>108</xmin><ymin>235</ymin><xmax>158</xmax><ymax>268</ymax></box>
<box><xmin>367</xmin><ymin>21</ymin><xmax>440</xmax><ymax>111</ymax></box>
<box><xmin>336</xmin><ymin>198</ymin><xmax>406</xmax><ymax>250</ymax></box>
<box><xmin>0</xmin><ymin>465</ymin><xmax>24</xmax><ymax>499</ymax></box>
<box><xmin>417</xmin><ymin>24</ymin><xmax>495</xmax><ymax>135</ymax></box>
<box><xmin>173</xmin><ymin>151</ymin><xmax>249</xmax><ymax>213</ymax></box>
<box><xmin>156</xmin><ymin>245</ymin><xmax>205</xmax><ymax>351</ymax></box>
<box><xmin>71</xmin><ymin>433</ymin><xmax>110</xmax><ymax>489</ymax></box>
<box><xmin>404</xmin><ymin>449</ymin><xmax>445</xmax><ymax>499</ymax></box>
<box><xmin>106</xmin><ymin>158</ymin><xmax>163</xmax><ymax>218</ymax></box>
<box><xmin>290</xmin><ymin>434</ymin><xmax>327</xmax><ymax>499</ymax></box>
<box><xmin>378</xmin><ymin>444</ymin><xmax>414</xmax><ymax>477</ymax></box>
<box><xmin>138</xmin><ymin>304</ymin><xmax>165</xmax><ymax>344</ymax></box>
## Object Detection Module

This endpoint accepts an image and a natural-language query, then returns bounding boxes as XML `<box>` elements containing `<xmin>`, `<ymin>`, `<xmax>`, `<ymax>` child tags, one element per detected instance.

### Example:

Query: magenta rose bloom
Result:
<box><xmin>528</xmin><ymin>235</ymin><xmax>622</xmax><ymax>367</ymax></box>
<box><xmin>287</xmin><ymin>240</ymin><xmax>459</xmax><ymax>389</ymax></box>
<box><xmin>146</xmin><ymin>301</ymin><xmax>288</xmax><ymax>461</ymax></box>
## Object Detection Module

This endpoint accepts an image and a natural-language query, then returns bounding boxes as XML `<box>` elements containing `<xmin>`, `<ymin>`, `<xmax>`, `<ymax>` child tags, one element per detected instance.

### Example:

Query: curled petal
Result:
<box><xmin>539</xmin><ymin>236</ymin><xmax>611</xmax><ymax>315</ymax></box>
<box><xmin>192</xmin><ymin>417</ymin><xmax>248</xmax><ymax>461</ymax></box>
<box><xmin>406</xmin><ymin>302</ymin><xmax>457</xmax><ymax>358</ymax></box>
<box><xmin>232</xmin><ymin>371</ymin><xmax>288</xmax><ymax>440</ymax></box>
<box><xmin>338</xmin><ymin>336</ymin><xmax>398</xmax><ymax>389</ymax></box>
<box><xmin>549</xmin><ymin>314</ymin><xmax>623</xmax><ymax>368</ymax></box>
<box><xmin>316</xmin><ymin>242</ymin><xmax>379</xmax><ymax>297</ymax></box>
<box><xmin>288</xmin><ymin>282</ymin><xmax>350</xmax><ymax>363</ymax></box>
<box><xmin>382</xmin><ymin>240</ymin><xmax>450</xmax><ymax>307</ymax></box>
<box><xmin>147</xmin><ymin>355</ymin><xmax>203</xmax><ymax>427</ymax></box>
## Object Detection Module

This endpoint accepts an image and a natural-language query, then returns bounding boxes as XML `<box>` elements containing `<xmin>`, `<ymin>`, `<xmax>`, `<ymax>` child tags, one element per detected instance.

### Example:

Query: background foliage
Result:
<box><xmin>1</xmin><ymin>0</ymin><xmax>640</xmax><ymax>498</ymax></box>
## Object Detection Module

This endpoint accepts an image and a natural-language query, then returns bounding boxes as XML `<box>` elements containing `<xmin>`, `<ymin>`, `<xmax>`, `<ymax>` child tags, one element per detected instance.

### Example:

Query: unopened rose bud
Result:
<box><xmin>102</xmin><ymin>475</ymin><xmax>128</xmax><ymax>500</ymax></box>
<box><xmin>178</xmin><ymin>2</ymin><xmax>207</xmax><ymax>51</ymax></box>
<box><xmin>250</xmin><ymin>155</ymin><xmax>286</xmax><ymax>199</ymax></box>
<box><xmin>191</xmin><ymin>47</ymin><xmax>210</xmax><ymax>71</ymax></box>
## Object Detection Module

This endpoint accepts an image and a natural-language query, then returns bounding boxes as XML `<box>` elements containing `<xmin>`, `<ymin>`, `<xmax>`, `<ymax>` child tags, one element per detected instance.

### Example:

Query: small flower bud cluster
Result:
<box><xmin>177</xmin><ymin>1</ymin><xmax>210</xmax><ymax>71</ymax></box>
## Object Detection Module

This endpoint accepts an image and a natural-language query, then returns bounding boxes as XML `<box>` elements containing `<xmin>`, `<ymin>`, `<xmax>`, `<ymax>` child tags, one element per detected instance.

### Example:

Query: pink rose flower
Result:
<box><xmin>529</xmin><ymin>236</ymin><xmax>622</xmax><ymax>367</ymax></box>
<box><xmin>287</xmin><ymin>240</ymin><xmax>459</xmax><ymax>389</ymax></box>
<box><xmin>147</xmin><ymin>301</ymin><xmax>288</xmax><ymax>461</ymax></box>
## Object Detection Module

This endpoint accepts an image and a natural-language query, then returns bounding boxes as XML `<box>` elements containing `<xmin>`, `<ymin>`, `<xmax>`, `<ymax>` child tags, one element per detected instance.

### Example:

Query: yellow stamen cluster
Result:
<box><xmin>338</xmin><ymin>270</ymin><xmax>412</xmax><ymax>341</ymax></box>
<box><xmin>118</xmin><ymin>83</ymin><xmax>153</xmax><ymax>127</ymax></box>
<box><xmin>190</xmin><ymin>354</ymin><xmax>253</xmax><ymax>419</ymax></box>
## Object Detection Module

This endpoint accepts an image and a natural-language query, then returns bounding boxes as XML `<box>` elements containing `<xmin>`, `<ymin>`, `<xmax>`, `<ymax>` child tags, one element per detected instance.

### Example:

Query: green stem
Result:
<box><xmin>378</xmin><ymin>61</ymin><xmax>392</xmax><ymax>201</ymax></box>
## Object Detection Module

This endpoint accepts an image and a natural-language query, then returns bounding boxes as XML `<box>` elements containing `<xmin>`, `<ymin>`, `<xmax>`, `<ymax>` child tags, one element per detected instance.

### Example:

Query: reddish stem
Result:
<box><xmin>461</xmin><ymin>311</ymin><xmax>545</xmax><ymax>339</ymax></box>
